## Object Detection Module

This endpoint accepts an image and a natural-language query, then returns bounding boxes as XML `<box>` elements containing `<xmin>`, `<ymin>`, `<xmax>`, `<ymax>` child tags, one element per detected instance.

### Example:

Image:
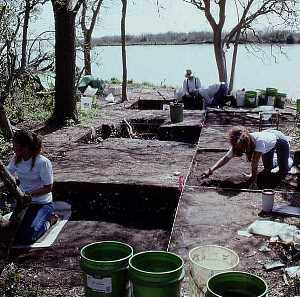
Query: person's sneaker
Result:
<box><xmin>48</xmin><ymin>213</ymin><xmax>60</xmax><ymax>227</ymax></box>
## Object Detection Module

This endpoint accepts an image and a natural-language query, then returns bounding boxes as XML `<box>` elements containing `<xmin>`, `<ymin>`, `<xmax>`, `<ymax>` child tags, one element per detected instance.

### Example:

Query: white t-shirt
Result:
<box><xmin>225</xmin><ymin>130</ymin><xmax>288</xmax><ymax>158</ymax></box>
<box><xmin>7</xmin><ymin>155</ymin><xmax>53</xmax><ymax>204</ymax></box>
<box><xmin>198</xmin><ymin>84</ymin><xmax>221</xmax><ymax>105</ymax></box>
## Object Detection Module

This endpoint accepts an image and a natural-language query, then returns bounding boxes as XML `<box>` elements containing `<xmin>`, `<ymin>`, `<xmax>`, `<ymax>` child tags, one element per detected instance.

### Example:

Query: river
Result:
<box><xmin>78</xmin><ymin>44</ymin><xmax>300</xmax><ymax>99</ymax></box>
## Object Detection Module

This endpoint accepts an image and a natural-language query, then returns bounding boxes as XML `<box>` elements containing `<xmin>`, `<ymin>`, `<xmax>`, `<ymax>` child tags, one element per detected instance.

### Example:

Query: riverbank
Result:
<box><xmin>91</xmin><ymin>30</ymin><xmax>300</xmax><ymax>47</ymax></box>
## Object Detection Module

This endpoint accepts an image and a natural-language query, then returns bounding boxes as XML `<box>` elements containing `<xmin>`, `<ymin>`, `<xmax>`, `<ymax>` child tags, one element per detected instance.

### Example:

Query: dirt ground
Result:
<box><xmin>169</xmin><ymin>187</ymin><xmax>300</xmax><ymax>297</ymax></box>
<box><xmin>188</xmin><ymin>150</ymin><xmax>298</xmax><ymax>191</ymax></box>
<box><xmin>1</xmin><ymin>85</ymin><xmax>299</xmax><ymax>296</ymax></box>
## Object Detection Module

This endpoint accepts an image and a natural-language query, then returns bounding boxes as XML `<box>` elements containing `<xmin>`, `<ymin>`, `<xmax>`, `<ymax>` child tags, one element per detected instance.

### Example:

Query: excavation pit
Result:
<box><xmin>53</xmin><ymin>182</ymin><xmax>180</xmax><ymax>230</ymax></box>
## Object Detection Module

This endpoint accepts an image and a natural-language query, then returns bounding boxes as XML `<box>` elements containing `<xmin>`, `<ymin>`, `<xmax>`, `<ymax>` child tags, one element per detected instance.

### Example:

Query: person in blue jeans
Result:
<box><xmin>199</xmin><ymin>82</ymin><xmax>235</xmax><ymax>108</ymax></box>
<box><xmin>202</xmin><ymin>126</ymin><xmax>290</xmax><ymax>188</ymax></box>
<box><xmin>7</xmin><ymin>130</ymin><xmax>57</xmax><ymax>244</ymax></box>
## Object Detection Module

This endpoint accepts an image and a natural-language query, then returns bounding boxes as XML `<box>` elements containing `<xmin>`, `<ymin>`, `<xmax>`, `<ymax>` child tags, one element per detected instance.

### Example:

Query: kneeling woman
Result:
<box><xmin>7</xmin><ymin>130</ymin><xmax>55</xmax><ymax>244</ymax></box>
<box><xmin>203</xmin><ymin>126</ymin><xmax>290</xmax><ymax>187</ymax></box>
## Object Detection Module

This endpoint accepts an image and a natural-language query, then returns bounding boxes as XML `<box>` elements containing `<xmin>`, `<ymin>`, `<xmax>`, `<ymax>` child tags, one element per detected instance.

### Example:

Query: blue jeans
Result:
<box><xmin>262</xmin><ymin>136</ymin><xmax>290</xmax><ymax>177</ymax></box>
<box><xmin>15</xmin><ymin>202</ymin><xmax>54</xmax><ymax>244</ymax></box>
<box><xmin>211</xmin><ymin>83</ymin><xmax>228</xmax><ymax>107</ymax></box>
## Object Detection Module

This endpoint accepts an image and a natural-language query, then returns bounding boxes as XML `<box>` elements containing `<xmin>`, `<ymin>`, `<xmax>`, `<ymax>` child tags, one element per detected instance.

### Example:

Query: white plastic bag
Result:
<box><xmin>105</xmin><ymin>93</ymin><xmax>115</xmax><ymax>103</ymax></box>
<box><xmin>84</xmin><ymin>85</ymin><xmax>98</xmax><ymax>97</ymax></box>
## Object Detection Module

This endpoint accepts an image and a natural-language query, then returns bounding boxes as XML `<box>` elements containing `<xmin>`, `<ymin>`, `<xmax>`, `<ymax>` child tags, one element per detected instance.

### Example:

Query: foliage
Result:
<box><xmin>79</xmin><ymin>104</ymin><xmax>101</xmax><ymax>124</ymax></box>
<box><xmin>110</xmin><ymin>77</ymin><xmax>121</xmax><ymax>84</ymax></box>
<box><xmin>93</xmin><ymin>30</ymin><xmax>300</xmax><ymax>46</ymax></box>
<box><xmin>4</xmin><ymin>78</ymin><xmax>54</xmax><ymax>122</ymax></box>
<box><xmin>0</xmin><ymin>264</ymin><xmax>39</xmax><ymax>297</ymax></box>
<box><xmin>0</xmin><ymin>132</ymin><xmax>10</xmax><ymax>159</ymax></box>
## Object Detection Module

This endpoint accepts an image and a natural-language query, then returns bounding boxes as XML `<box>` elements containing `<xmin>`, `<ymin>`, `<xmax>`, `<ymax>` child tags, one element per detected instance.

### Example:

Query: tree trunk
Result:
<box><xmin>20</xmin><ymin>1</ymin><xmax>30</xmax><ymax>72</ymax></box>
<box><xmin>212</xmin><ymin>30</ymin><xmax>227</xmax><ymax>83</ymax></box>
<box><xmin>228</xmin><ymin>31</ymin><xmax>241</xmax><ymax>93</ymax></box>
<box><xmin>50</xmin><ymin>3</ymin><xmax>78</xmax><ymax>125</ymax></box>
<box><xmin>0</xmin><ymin>161</ymin><xmax>31</xmax><ymax>272</ymax></box>
<box><xmin>83</xmin><ymin>33</ymin><xmax>92</xmax><ymax>75</ymax></box>
<box><xmin>0</xmin><ymin>103</ymin><xmax>13</xmax><ymax>140</ymax></box>
<box><xmin>121</xmin><ymin>0</ymin><xmax>127</xmax><ymax>102</ymax></box>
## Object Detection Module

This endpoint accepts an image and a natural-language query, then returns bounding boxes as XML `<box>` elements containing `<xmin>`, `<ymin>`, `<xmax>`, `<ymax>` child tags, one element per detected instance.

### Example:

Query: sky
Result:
<box><xmin>32</xmin><ymin>0</ymin><xmax>271</xmax><ymax>38</ymax></box>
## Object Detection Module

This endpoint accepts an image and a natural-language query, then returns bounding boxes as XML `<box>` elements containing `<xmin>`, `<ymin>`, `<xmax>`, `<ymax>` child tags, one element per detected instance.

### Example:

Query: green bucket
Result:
<box><xmin>266</xmin><ymin>88</ymin><xmax>277</xmax><ymax>106</ymax></box>
<box><xmin>129</xmin><ymin>251</ymin><xmax>185</xmax><ymax>297</ymax></box>
<box><xmin>297</xmin><ymin>99</ymin><xmax>300</xmax><ymax>114</ymax></box>
<box><xmin>275</xmin><ymin>93</ymin><xmax>287</xmax><ymax>109</ymax></box>
<box><xmin>80</xmin><ymin>241</ymin><xmax>133</xmax><ymax>297</ymax></box>
<box><xmin>206</xmin><ymin>271</ymin><xmax>268</xmax><ymax>297</ymax></box>
<box><xmin>170</xmin><ymin>102</ymin><xmax>184</xmax><ymax>123</ymax></box>
<box><xmin>244</xmin><ymin>91</ymin><xmax>257</xmax><ymax>108</ymax></box>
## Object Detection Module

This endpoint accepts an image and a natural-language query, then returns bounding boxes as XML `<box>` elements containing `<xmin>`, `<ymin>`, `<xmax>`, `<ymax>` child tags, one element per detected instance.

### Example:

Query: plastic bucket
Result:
<box><xmin>297</xmin><ymin>99</ymin><xmax>300</xmax><ymax>114</ymax></box>
<box><xmin>170</xmin><ymin>102</ymin><xmax>184</xmax><ymax>123</ymax></box>
<box><xmin>244</xmin><ymin>91</ymin><xmax>257</xmax><ymax>108</ymax></box>
<box><xmin>81</xmin><ymin>96</ymin><xmax>93</xmax><ymax>110</ymax></box>
<box><xmin>258</xmin><ymin>90</ymin><xmax>267</xmax><ymax>106</ymax></box>
<box><xmin>275</xmin><ymin>93</ymin><xmax>286</xmax><ymax>109</ymax></box>
<box><xmin>80</xmin><ymin>241</ymin><xmax>133</xmax><ymax>297</ymax></box>
<box><xmin>235</xmin><ymin>90</ymin><xmax>245</xmax><ymax>107</ymax></box>
<box><xmin>261</xmin><ymin>189</ymin><xmax>274</xmax><ymax>212</ymax></box>
<box><xmin>189</xmin><ymin>245</ymin><xmax>239</xmax><ymax>294</ymax></box>
<box><xmin>129</xmin><ymin>251</ymin><xmax>185</xmax><ymax>297</ymax></box>
<box><xmin>206</xmin><ymin>271</ymin><xmax>268</xmax><ymax>297</ymax></box>
<box><xmin>266</xmin><ymin>88</ymin><xmax>277</xmax><ymax>106</ymax></box>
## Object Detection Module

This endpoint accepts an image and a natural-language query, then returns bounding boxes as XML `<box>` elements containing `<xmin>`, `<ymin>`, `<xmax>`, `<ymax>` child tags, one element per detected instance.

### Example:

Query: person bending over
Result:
<box><xmin>7</xmin><ymin>130</ymin><xmax>57</xmax><ymax>244</ymax></box>
<box><xmin>182</xmin><ymin>69</ymin><xmax>203</xmax><ymax>110</ymax></box>
<box><xmin>203</xmin><ymin>126</ymin><xmax>290</xmax><ymax>188</ymax></box>
<box><xmin>198</xmin><ymin>82</ymin><xmax>235</xmax><ymax>109</ymax></box>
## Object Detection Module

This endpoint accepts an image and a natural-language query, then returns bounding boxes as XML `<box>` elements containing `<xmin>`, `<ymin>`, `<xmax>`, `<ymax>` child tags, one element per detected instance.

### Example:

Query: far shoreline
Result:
<box><xmin>91</xmin><ymin>41</ymin><xmax>298</xmax><ymax>47</ymax></box>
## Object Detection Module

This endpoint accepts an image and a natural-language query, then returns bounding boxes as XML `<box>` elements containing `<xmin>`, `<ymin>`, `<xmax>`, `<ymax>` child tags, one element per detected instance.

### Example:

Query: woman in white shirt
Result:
<box><xmin>203</xmin><ymin>126</ymin><xmax>290</xmax><ymax>187</ymax></box>
<box><xmin>7</xmin><ymin>130</ymin><xmax>56</xmax><ymax>244</ymax></box>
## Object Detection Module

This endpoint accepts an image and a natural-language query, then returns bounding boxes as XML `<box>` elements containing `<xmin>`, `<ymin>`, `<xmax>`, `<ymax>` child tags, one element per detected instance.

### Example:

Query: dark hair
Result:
<box><xmin>228</xmin><ymin>126</ymin><xmax>255</xmax><ymax>161</ymax></box>
<box><xmin>13</xmin><ymin>129</ymin><xmax>42</xmax><ymax>169</ymax></box>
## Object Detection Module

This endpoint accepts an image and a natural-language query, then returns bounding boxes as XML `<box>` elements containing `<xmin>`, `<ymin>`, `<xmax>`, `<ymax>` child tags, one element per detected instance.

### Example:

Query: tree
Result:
<box><xmin>0</xmin><ymin>1</ymin><xmax>21</xmax><ymax>139</ymax></box>
<box><xmin>20</xmin><ymin>0</ymin><xmax>48</xmax><ymax>72</ymax></box>
<box><xmin>0</xmin><ymin>161</ymin><xmax>31</xmax><ymax>272</ymax></box>
<box><xmin>50</xmin><ymin>0</ymin><xmax>84</xmax><ymax>125</ymax></box>
<box><xmin>121</xmin><ymin>0</ymin><xmax>127</xmax><ymax>102</ymax></box>
<box><xmin>79</xmin><ymin>0</ymin><xmax>103</xmax><ymax>75</ymax></box>
<box><xmin>184</xmin><ymin>0</ymin><xmax>299</xmax><ymax>90</ymax></box>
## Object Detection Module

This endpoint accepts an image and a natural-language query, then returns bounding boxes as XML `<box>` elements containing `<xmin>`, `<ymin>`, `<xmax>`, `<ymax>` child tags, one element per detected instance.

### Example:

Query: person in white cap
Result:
<box><xmin>181</xmin><ymin>69</ymin><xmax>203</xmax><ymax>109</ymax></box>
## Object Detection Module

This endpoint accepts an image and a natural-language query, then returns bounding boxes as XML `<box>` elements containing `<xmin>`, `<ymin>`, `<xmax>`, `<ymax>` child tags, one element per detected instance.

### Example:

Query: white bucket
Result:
<box><xmin>189</xmin><ymin>245</ymin><xmax>239</xmax><ymax>296</ymax></box>
<box><xmin>81</xmin><ymin>96</ymin><xmax>93</xmax><ymax>110</ymax></box>
<box><xmin>262</xmin><ymin>189</ymin><xmax>274</xmax><ymax>212</ymax></box>
<box><xmin>235</xmin><ymin>90</ymin><xmax>245</xmax><ymax>107</ymax></box>
<box><xmin>267</xmin><ymin>96</ymin><xmax>276</xmax><ymax>106</ymax></box>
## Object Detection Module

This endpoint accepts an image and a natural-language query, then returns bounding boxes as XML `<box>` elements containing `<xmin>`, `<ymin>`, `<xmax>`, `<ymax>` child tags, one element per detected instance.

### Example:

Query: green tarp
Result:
<box><xmin>78</xmin><ymin>75</ymin><xmax>105</xmax><ymax>94</ymax></box>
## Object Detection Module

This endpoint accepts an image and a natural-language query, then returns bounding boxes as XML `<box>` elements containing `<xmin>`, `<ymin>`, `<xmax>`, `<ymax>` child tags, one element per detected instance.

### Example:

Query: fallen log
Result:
<box><xmin>0</xmin><ymin>160</ymin><xmax>31</xmax><ymax>272</ymax></box>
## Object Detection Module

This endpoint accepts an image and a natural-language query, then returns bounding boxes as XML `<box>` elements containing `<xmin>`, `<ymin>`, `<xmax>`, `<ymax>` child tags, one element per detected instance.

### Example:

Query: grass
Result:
<box><xmin>79</xmin><ymin>103</ymin><xmax>102</xmax><ymax>124</ymax></box>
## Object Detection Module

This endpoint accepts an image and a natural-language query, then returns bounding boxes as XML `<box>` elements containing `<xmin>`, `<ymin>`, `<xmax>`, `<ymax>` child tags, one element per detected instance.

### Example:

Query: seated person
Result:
<box><xmin>7</xmin><ymin>130</ymin><xmax>58</xmax><ymax>244</ymax></box>
<box><xmin>198</xmin><ymin>82</ymin><xmax>236</xmax><ymax>108</ymax></box>
<box><xmin>181</xmin><ymin>69</ymin><xmax>203</xmax><ymax>110</ymax></box>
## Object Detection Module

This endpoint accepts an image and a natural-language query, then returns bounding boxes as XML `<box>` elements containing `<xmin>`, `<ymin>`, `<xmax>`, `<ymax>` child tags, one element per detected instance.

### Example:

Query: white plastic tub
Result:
<box><xmin>235</xmin><ymin>90</ymin><xmax>245</xmax><ymax>107</ymax></box>
<box><xmin>189</xmin><ymin>245</ymin><xmax>239</xmax><ymax>295</ymax></box>
<box><xmin>81</xmin><ymin>96</ymin><xmax>93</xmax><ymax>110</ymax></box>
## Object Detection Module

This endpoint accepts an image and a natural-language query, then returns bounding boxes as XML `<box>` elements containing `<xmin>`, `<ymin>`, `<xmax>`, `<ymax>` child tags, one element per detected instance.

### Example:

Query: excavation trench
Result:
<box><xmin>53</xmin><ymin>182</ymin><xmax>180</xmax><ymax>231</ymax></box>
<box><xmin>80</xmin><ymin>118</ymin><xmax>202</xmax><ymax>144</ymax></box>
